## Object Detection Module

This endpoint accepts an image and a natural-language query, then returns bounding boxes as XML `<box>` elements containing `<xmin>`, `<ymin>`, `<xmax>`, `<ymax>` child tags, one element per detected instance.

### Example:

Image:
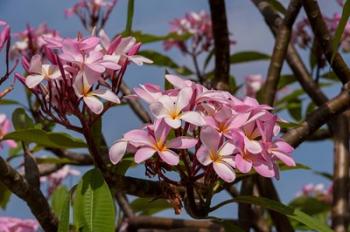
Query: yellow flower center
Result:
<box><xmin>209</xmin><ymin>150</ymin><xmax>222</xmax><ymax>163</ymax></box>
<box><xmin>155</xmin><ymin>140</ymin><xmax>167</xmax><ymax>152</ymax></box>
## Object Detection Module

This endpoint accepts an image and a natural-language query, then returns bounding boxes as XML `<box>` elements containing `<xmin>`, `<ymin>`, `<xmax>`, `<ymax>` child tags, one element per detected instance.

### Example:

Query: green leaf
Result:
<box><xmin>124</xmin><ymin>0</ymin><xmax>135</xmax><ymax>35</ymax></box>
<box><xmin>275</xmin><ymin>89</ymin><xmax>305</xmax><ymax>106</ymax></box>
<box><xmin>289</xmin><ymin>196</ymin><xmax>330</xmax><ymax>215</ymax></box>
<box><xmin>314</xmin><ymin>171</ymin><xmax>333</xmax><ymax>180</ymax></box>
<box><xmin>278</xmin><ymin>74</ymin><xmax>296</xmax><ymax>89</ymax></box>
<box><xmin>74</xmin><ymin>169</ymin><xmax>115</xmax><ymax>232</ymax></box>
<box><xmin>3</xmin><ymin>129</ymin><xmax>87</xmax><ymax>149</ymax></box>
<box><xmin>36</xmin><ymin>157</ymin><xmax>78</xmax><ymax>165</ymax></box>
<box><xmin>51</xmin><ymin>186</ymin><xmax>69</xmax><ymax>217</ymax></box>
<box><xmin>0</xmin><ymin>181</ymin><xmax>11</xmax><ymax>209</ymax></box>
<box><xmin>266</xmin><ymin>0</ymin><xmax>286</xmax><ymax>15</ymax></box>
<box><xmin>321</xmin><ymin>71</ymin><xmax>339</xmax><ymax>82</ymax></box>
<box><xmin>332</xmin><ymin>0</ymin><xmax>350</xmax><ymax>61</ymax></box>
<box><xmin>235</xmin><ymin>196</ymin><xmax>332</xmax><ymax>232</ymax></box>
<box><xmin>58</xmin><ymin>188</ymin><xmax>70</xmax><ymax>232</ymax></box>
<box><xmin>287</xmin><ymin>98</ymin><xmax>302</xmax><ymax>121</ymax></box>
<box><xmin>230</xmin><ymin>51</ymin><xmax>270</xmax><ymax>65</ymax></box>
<box><xmin>0</xmin><ymin>99</ymin><xmax>20</xmax><ymax>105</ymax></box>
<box><xmin>138</xmin><ymin>50</ymin><xmax>193</xmax><ymax>75</ymax></box>
<box><xmin>129</xmin><ymin>31</ymin><xmax>191</xmax><ymax>44</ymax></box>
<box><xmin>12</xmin><ymin>108</ymin><xmax>34</xmax><ymax>130</ymax></box>
<box><xmin>279</xmin><ymin>162</ymin><xmax>310</xmax><ymax>172</ymax></box>
<box><xmin>130</xmin><ymin>197</ymin><xmax>171</xmax><ymax>216</ymax></box>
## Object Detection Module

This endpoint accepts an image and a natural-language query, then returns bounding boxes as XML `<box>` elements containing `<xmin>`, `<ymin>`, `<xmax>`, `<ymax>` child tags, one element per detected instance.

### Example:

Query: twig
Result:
<box><xmin>302</xmin><ymin>0</ymin><xmax>350</xmax><ymax>84</ymax></box>
<box><xmin>208</xmin><ymin>0</ymin><xmax>230</xmax><ymax>90</ymax></box>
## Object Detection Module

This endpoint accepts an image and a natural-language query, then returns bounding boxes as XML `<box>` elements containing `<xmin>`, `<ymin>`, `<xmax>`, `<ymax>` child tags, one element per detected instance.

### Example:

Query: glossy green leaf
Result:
<box><xmin>235</xmin><ymin>196</ymin><xmax>332</xmax><ymax>232</ymax></box>
<box><xmin>129</xmin><ymin>31</ymin><xmax>191</xmax><ymax>44</ymax></box>
<box><xmin>74</xmin><ymin>169</ymin><xmax>115</xmax><ymax>232</ymax></box>
<box><xmin>230</xmin><ymin>51</ymin><xmax>270</xmax><ymax>65</ymax></box>
<box><xmin>130</xmin><ymin>197</ymin><xmax>171</xmax><ymax>215</ymax></box>
<box><xmin>332</xmin><ymin>0</ymin><xmax>350</xmax><ymax>61</ymax></box>
<box><xmin>3</xmin><ymin>129</ymin><xmax>87</xmax><ymax>148</ymax></box>
<box><xmin>314</xmin><ymin>171</ymin><xmax>333</xmax><ymax>180</ymax></box>
<box><xmin>51</xmin><ymin>186</ymin><xmax>70</xmax><ymax>232</ymax></box>
<box><xmin>12</xmin><ymin>108</ymin><xmax>34</xmax><ymax>130</ymax></box>
<box><xmin>0</xmin><ymin>181</ymin><xmax>11</xmax><ymax>209</ymax></box>
<box><xmin>124</xmin><ymin>0</ymin><xmax>134</xmax><ymax>35</ymax></box>
<box><xmin>51</xmin><ymin>186</ymin><xmax>69</xmax><ymax>217</ymax></box>
<box><xmin>139</xmin><ymin>50</ymin><xmax>193</xmax><ymax>75</ymax></box>
<box><xmin>0</xmin><ymin>99</ymin><xmax>20</xmax><ymax>105</ymax></box>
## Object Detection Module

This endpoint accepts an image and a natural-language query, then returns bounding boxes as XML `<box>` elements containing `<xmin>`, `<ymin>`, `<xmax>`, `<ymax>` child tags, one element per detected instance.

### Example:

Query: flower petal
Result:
<box><xmin>164</xmin><ymin>117</ymin><xmax>182</xmax><ymax>129</ymax></box>
<box><xmin>176</xmin><ymin>87</ymin><xmax>192</xmax><ymax>111</ymax></box>
<box><xmin>200</xmin><ymin>126</ymin><xmax>220</xmax><ymax>150</ymax></box>
<box><xmin>109</xmin><ymin>140</ymin><xmax>127</xmax><ymax>164</ymax></box>
<box><xmin>271</xmin><ymin>150</ymin><xmax>295</xmax><ymax>166</ymax></box>
<box><xmin>25</xmin><ymin>74</ymin><xmax>44</xmax><ymax>88</ymax></box>
<box><xmin>180</xmin><ymin>111</ymin><xmax>205</xmax><ymax>126</ymax></box>
<box><xmin>213</xmin><ymin>162</ymin><xmax>236</xmax><ymax>182</ymax></box>
<box><xmin>134</xmin><ymin>147</ymin><xmax>156</xmax><ymax>163</ymax></box>
<box><xmin>92</xmin><ymin>88</ymin><xmax>120</xmax><ymax>104</ymax></box>
<box><xmin>219</xmin><ymin>142</ymin><xmax>236</xmax><ymax>156</ymax></box>
<box><xmin>196</xmin><ymin>145</ymin><xmax>212</xmax><ymax>166</ymax></box>
<box><xmin>83</xmin><ymin>96</ymin><xmax>104</xmax><ymax>114</ymax></box>
<box><xmin>244</xmin><ymin>137</ymin><xmax>262</xmax><ymax>154</ymax></box>
<box><xmin>159</xmin><ymin>149</ymin><xmax>179</xmax><ymax>165</ymax></box>
<box><xmin>167</xmin><ymin>136</ymin><xmax>197</xmax><ymax>149</ymax></box>
<box><xmin>235</xmin><ymin>154</ymin><xmax>252</xmax><ymax>173</ymax></box>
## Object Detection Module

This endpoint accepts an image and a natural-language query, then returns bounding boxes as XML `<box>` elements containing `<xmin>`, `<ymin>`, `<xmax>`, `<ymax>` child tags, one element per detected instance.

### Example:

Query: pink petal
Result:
<box><xmin>235</xmin><ymin>155</ymin><xmax>252</xmax><ymax>173</ymax></box>
<box><xmin>274</xmin><ymin>140</ymin><xmax>294</xmax><ymax>153</ymax></box>
<box><xmin>86</xmin><ymin>63</ymin><xmax>105</xmax><ymax>73</ymax></box>
<box><xmin>244</xmin><ymin>137</ymin><xmax>262</xmax><ymax>154</ymax></box>
<box><xmin>100</xmin><ymin>60</ymin><xmax>121</xmax><ymax>70</ymax></box>
<box><xmin>176</xmin><ymin>87</ymin><xmax>192</xmax><ymax>111</ymax></box>
<box><xmin>200</xmin><ymin>126</ymin><xmax>220</xmax><ymax>150</ymax></box>
<box><xmin>159</xmin><ymin>149</ymin><xmax>179</xmax><ymax>165</ymax></box>
<box><xmin>134</xmin><ymin>147</ymin><xmax>156</xmax><ymax>163</ymax></box>
<box><xmin>149</xmin><ymin>102</ymin><xmax>168</xmax><ymax>118</ymax></box>
<box><xmin>271</xmin><ymin>150</ymin><xmax>295</xmax><ymax>166</ymax></box>
<box><xmin>196</xmin><ymin>145</ymin><xmax>212</xmax><ymax>166</ymax></box>
<box><xmin>218</xmin><ymin>142</ymin><xmax>236</xmax><ymax>156</ymax></box>
<box><xmin>213</xmin><ymin>162</ymin><xmax>236</xmax><ymax>182</ymax></box>
<box><xmin>5</xmin><ymin>140</ymin><xmax>17</xmax><ymax>148</ymax></box>
<box><xmin>253</xmin><ymin>158</ymin><xmax>275</xmax><ymax>178</ymax></box>
<box><xmin>92</xmin><ymin>88</ymin><xmax>120</xmax><ymax>104</ymax></box>
<box><xmin>154</xmin><ymin>119</ymin><xmax>170</xmax><ymax>144</ymax></box>
<box><xmin>180</xmin><ymin>111</ymin><xmax>205</xmax><ymax>126</ymax></box>
<box><xmin>81</xmin><ymin>37</ymin><xmax>100</xmax><ymax>50</ymax></box>
<box><xmin>25</xmin><ymin>74</ymin><xmax>44</xmax><ymax>88</ymax></box>
<box><xmin>29</xmin><ymin>54</ymin><xmax>42</xmax><ymax>74</ymax></box>
<box><xmin>124</xmin><ymin>129</ymin><xmax>155</xmax><ymax>147</ymax></box>
<box><xmin>109</xmin><ymin>140</ymin><xmax>127</xmax><ymax>164</ymax></box>
<box><xmin>164</xmin><ymin>117</ymin><xmax>182</xmax><ymax>129</ymax></box>
<box><xmin>167</xmin><ymin>136</ymin><xmax>197</xmax><ymax>149</ymax></box>
<box><xmin>83</xmin><ymin>96</ymin><xmax>104</xmax><ymax>114</ymax></box>
<box><xmin>165</xmin><ymin>74</ymin><xmax>191</xmax><ymax>89</ymax></box>
<box><xmin>128</xmin><ymin>55</ymin><xmax>153</xmax><ymax>65</ymax></box>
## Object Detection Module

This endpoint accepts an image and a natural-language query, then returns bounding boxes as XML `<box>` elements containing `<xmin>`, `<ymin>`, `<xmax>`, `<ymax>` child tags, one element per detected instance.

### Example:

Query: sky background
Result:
<box><xmin>0</xmin><ymin>0</ymin><xmax>345</xmax><ymax>226</ymax></box>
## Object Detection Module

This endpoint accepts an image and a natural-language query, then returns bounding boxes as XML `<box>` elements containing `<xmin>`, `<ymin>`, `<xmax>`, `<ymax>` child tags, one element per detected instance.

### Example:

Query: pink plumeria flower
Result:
<box><xmin>150</xmin><ymin>87</ymin><xmax>205</xmax><ymax>128</ymax></box>
<box><xmin>133</xmin><ymin>83</ymin><xmax>163</xmax><ymax>104</ymax></box>
<box><xmin>245</xmin><ymin>74</ymin><xmax>264</xmax><ymax>97</ymax></box>
<box><xmin>110</xmin><ymin>119</ymin><xmax>197</xmax><ymax>165</ymax></box>
<box><xmin>25</xmin><ymin>55</ymin><xmax>61</xmax><ymax>88</ymax></box>
<box><xmin>73</xmin><ymin>72</ymin><xmax>120</xmax><ymax>114</ymax></box>
<box><xmin>196</xmin><ymin>127</ymin><xmax>236</xmax><ymax>182</ymax></box>
<box><xmin>0</xmin><ymin>114</ymin><xmax>17</xmax><ymax>149</ymax></box>
<box><xmin>99</xmin><ymin>30</ymin><xmax>153</xmax><ymax>66</ymax></box>
<box><xmin>0</xmin><ymin>217</ymin><xmax>39</xmax><ymax>232</ymax></box>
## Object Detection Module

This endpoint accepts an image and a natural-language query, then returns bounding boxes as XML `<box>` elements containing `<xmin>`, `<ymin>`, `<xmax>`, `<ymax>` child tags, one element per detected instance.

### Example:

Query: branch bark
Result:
<box><xmin>0</xmin><ymin>156</ymin><xmax>57</xmax><ymax>231</ymax></box>
<box><xmin>208</xmin><ymin>0</ymin><xmax>230</xmax><ymax>90</ymax></box>
<box><xmin>302</xmin><ymin>0</ymin><xmax>350</xmax><ymax>84</ymax></box>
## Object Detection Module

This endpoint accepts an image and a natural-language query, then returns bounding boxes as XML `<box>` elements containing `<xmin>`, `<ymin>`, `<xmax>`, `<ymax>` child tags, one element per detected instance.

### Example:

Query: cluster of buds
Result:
<box><xmin>164</xmin><ymin>11</ymin><xmax>214</xmax><ymax>55</ymax></box>
<box><xmin>10</xmin><ymin>24</ymin><xmax>60</xmax><ymax>60</ymax></box>
<box><xmin>293</xmin><ymin>13</ymin><xmax>350</xmax><ymax>53</ymax></box>
<box><xmin>296</xmin><ymin>183</ymin><xmax>332</xmax><ymax>204</ymax></box>
<box><xmin>0</xmin><ymin>114</ymin><xmax>16</xmax><ymax>150</ymax></box>
<box><xmin>0</xmin><ymin>217</ymin><xmax>38</xmax><ymax>232</ymax></box>
<box><xmin>16</xmin><ymin>30</ymin><xmax>152</xmax><ymax>128</ymax></box>
<box><xmin>40</xmin><ymin>165</ymin><xmax>80</xmax><ymax>196</ymax></box>
<box><xmin>65</xmin><ymin>0</ymin><xmax>117</xmax><ymax>31</ymax></box>
<box><xmin>109</xmin><ymin>74</ymin><xmax>295</xmax><ymax>184</ymax></box>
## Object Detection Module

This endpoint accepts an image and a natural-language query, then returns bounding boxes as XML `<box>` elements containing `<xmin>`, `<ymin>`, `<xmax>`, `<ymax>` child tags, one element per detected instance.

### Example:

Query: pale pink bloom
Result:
<box><xmin>0</xmin><ymin>20</ymin><xmax>10</xmax><ymax>52</ymax></box>
<box><xmin>73</xmin><ymin>72</ymin><xmax>120</xmax><ymax>114</ymax></box>
<box><xmin>245</xmin><ymin>74</ymin><xmax>264</xmax><ymax>97</ymax></box>
<box><xmin>25</xmin><ymin>55</ymin><xmax>61</xmax><ymax>88</ymax></box>
<box><xmin>110</xmin><ymin>119</ymin><xmax>197</xmax><ymax>165</ymax></box>
<box><xmin>296</xmin><ymin>183</ymin><xmax>332</xmax><ymax>204</ymax></box>
<box><xmin>150</xmin><ymin>87</ymin><xmax>205</xmax><ymax>128</ymax></box>
<box><xmin>41</xmin><ymin>165</ymin><xmax>80</xmax><ymax>196</ymax></box>
<box><xmin>133</xmin><ymin>83</ymin><xmax>163</xmax><ymax>104</ymax></box>
<box><xmin>0</xmin><ymin>217</ymin><xmax>38</xmax><ymax>232</ymax></box>
<box><xmin>99</xmin><ymin>30</ymin><xmax>153</xmax><ymax>66</ymax></box>
<box><xmin>0</xmin><ymin>114</ymin><xmax>17</xmax><ymax>149</ymax></box>
<box><xmin>196</xmin><ymin>127</ymin><xmax>236</xmax><ymax>182</ymax></box>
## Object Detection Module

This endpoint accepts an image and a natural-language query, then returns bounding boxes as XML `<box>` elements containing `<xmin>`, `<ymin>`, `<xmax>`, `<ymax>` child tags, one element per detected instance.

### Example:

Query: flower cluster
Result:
<box><xmin>0</xmin><ymin>20</ymin><xmax>10</xmax><ymax>52</ymax></box>
<box><xmin>10</xmin><ymin>24</ymin><xmax>60</xmax><ymax>60</ymax></box>
<box><xmin>0</xmin><ymin>114</ymin><xmax>16</xmax><ymax>150</ymax></box>
<box><xmin>40</xmin><ymin>165</ymin><xmax>80</xmax><ymax>196</ymax></box>
<box><xmin>65</xmin><ymin>0</ymin><xmax>117</xmax><ymax>30</ymax></box>
<box><xmin>109</xmin><ymin>74</ymin><xmax>295</xmax><ymax>183</ymax></box>
<box><xmin>18</xmin><ymin>30</ymin><xmax>152</xmax><ymax>118</ymax></box>
<box><xmin>0</xmin><ymin>217</ymin><xmax>38</xmax><ymax>232</ymax></box>
<box><xmin>164</xmin><ymin>11</ymin><xmax>214</xmax><ymax>54</ymax></box>
<box><xmin>296</xmin><ymin>183</ymin><xmax>332</xmax><ymax>204</ymax></box>
<box><xmin>293</xmin><ymin>13</ymin><xmax>350</xmax><ymax>53</ymax></box>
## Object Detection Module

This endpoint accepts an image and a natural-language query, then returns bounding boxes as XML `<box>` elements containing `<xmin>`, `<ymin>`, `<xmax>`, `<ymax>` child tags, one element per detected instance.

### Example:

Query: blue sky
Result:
<box><xmin>0</xmin><ymin>0</ymin><xmax>345</xmax><ymax>223</ymax></box>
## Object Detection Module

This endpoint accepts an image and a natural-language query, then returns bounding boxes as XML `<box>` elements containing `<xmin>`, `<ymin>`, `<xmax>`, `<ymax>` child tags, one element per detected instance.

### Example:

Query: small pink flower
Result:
<box><xmin>196</xmin><ymin>127</ymin><xmax>236</xmax><ymax>182</ymax></box>
<box><xmin>133</xmin><ymin>83</ymin><xmax>163</xmax><ymax>104</ymax></box>
<box><xmin>0</xmin><ymin>114</ymin><xmax>17</xmax><ymax>149</ymax></box>
<box><xmin>245</xmin><ymin>74</ymin><xmax>264</xmax><ymax>97</ymax></box>
<box><xmin>0</xmin><ymin>217</ymin><xmax>38</xmax><ymax>232</ymax></box>
<box><xmin>150</xmin><ymin>87</ymin><xmax>205</xmax><ymax>128</ymax></box>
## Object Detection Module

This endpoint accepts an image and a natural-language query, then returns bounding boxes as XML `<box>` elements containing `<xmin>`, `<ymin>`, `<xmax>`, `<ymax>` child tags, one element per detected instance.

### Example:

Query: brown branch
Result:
<box><xmin>330</xmin><ymin>116</ymin><xmax>350</xmax><ymax>232</ymax></box>
<box><xmin>238</xmin><ymin>177</ymin><xmax>255</xmax><ymax>231</ymax></box>
<box><xmin>302</xmin><ymin>0</ymin><xmax>350</xmax><ymax>84</ymax></box>
<box><xmin>115</xmin><ymin>192</ymin><xmax>134</xmax><ymax>218</ymax></box>
<box><xmin>0</xmin><ymin>156</ymin><xmax>57</xmax><ymax>231</ymax></box>
<box><xmin>208</xmin><ymin>0</ymin><xmax>230</xmax><ymax>90</ymax></box>
<box><xmin>283</xmin><ymin>85</ymin><xmax>350</xmax><ymax>147</ymax></box>
<box><xmin>127</xmin><ymin>216</ymin><xmax>226</xmax><ymax>231</ymax></box>
<box><xmin>262</xmin><ymin>0</ymin><xmax>302</xmax><ymax>105</ymax></box>
<box><xmin>120</xmin><ymin>81</ymin><xmax>152</xmax><ymax>123</ymax></box>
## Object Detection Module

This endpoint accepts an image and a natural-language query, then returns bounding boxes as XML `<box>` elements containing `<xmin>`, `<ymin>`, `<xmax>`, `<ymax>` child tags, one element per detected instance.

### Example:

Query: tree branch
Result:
<box><xmin>302</xmin><ymin>0</ymin><xmax>350</xmax><ymax>84</ymax></box>
<box><xmin>208</xmin><ymin>0</ymin><xmax>230</xmax><ymax>90</ymax></box>
<box><xmin>0</xmin><ymin>156</ymin><xmax>57</xmax><ymax>231</ymax></box>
